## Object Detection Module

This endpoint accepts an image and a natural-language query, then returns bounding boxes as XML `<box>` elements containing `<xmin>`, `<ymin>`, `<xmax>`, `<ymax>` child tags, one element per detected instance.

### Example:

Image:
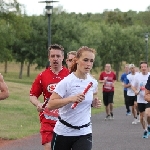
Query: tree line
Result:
<box><xmin>0</xmin><ymin>0</ymin><xmax>150</xmax><ymax>80</ymax></box>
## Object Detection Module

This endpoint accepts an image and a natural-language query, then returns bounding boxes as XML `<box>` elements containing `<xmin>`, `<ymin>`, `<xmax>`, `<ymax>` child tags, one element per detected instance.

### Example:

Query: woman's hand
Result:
<box><xmin>92</xmin><ymin>98</ymin><xmax>101</xmax><ymax>108</ymax></box>
<box><xmin>70</xmin><ymin>94</ymin><xmax>85</xmax><ymax>103</ymax></box>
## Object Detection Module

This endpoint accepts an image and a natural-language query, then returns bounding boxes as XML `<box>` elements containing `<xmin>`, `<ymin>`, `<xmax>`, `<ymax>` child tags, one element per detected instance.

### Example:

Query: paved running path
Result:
<box><xmin>1</xmin><ymin>107</ymin><xmax>150</xmax><ymax>150</ymax></box>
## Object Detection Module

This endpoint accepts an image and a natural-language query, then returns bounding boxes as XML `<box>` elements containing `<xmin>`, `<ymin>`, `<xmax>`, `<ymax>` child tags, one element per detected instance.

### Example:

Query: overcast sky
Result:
<box><xmin>18</xmin><ymin>0</ymin><xmax>150</xmax><ymax>15</ymax></box>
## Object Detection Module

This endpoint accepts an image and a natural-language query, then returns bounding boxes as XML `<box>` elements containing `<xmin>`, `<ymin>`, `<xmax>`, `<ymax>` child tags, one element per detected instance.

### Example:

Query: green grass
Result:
<box><xmin>0</xmin><ymin>62</ymin><xmax>124</xmax><ymax>140</ymax></box>
<box><xmin>0</xmin><ymin>82</ymin><xmax>41</xmax><ymax>139</ymax></box>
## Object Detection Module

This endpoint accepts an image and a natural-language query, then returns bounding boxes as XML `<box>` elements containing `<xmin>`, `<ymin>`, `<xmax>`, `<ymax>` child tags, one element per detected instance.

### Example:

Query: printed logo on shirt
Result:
<box><xmin>75</xmin><ymin>85</ymin><xmax>80</xmax><ymax>87</ymax></box>
<box><xmin>140</xmin><ymin>82</ymin><xmax>145</xmax><ymax>91</ymax></box>
<box><xmin>104</xmin><ymin>77</ymin><xmax>108</xmax><ymax>80</ymax></box>
<box><xmin>47</xmin><ymin>83</ymin><xmax>57</xmax><ymax>93</ymax></box>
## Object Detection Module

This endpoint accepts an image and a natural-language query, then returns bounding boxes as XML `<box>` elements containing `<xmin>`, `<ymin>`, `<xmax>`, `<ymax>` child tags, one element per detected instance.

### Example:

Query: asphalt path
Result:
<box><xmin>1</xmin><ymin>107</ymin><xmax>150</xmax><ymax>150</ymax></box>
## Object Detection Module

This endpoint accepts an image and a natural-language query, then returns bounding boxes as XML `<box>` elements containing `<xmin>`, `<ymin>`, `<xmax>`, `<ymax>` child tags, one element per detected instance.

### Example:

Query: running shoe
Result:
<box><xmin>132</xmin><ymin>118</ymin><xmax>138</xmax><ymax>124</ymax></box>
<box><xmin>126</xmin><ymin>112</ymin><xmax>131</xmax><ymax>116</ymax></box>
<box><xmin>137</xmin><ymin>115</ymin><xmax>140</xmax><ymax>122</ymax></box>
<box><xmin>142</xmin><ymin>131</ymin><xmax>148</xmax><ymax>139</ymax></box>
<box><xmin>110</xmin><ymin>112</ymin><xmax>114</xmax><ymax>119</ymax></box>
<box><xmin>147</xmin><ymin>127</ymin><xmax>150</xmax><ymax>135</ymax></box>
<box><xmin>105</xmin><ymin>115</ymin><xmax>110</xmax><ymax>120</ymax></box>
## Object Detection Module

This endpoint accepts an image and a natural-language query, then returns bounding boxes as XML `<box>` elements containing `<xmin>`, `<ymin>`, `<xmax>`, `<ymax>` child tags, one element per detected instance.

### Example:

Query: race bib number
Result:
<box><xmin>104</xmin><ymin>82</ymin><xmax>112</xmax><ymax>90</ymax></box>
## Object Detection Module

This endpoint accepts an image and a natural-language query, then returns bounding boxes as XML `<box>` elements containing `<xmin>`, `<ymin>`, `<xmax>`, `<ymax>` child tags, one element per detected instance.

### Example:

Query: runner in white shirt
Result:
<box><xmin>132</xmin><ymin>61</ymin><xmax>150</xmax><ymax>138</ymax></box>
<box><xmin>47</xmin><ymin>46</ymin><xmax>101</xmax><ymax>150</ymax></box>
<box><xmin>124</xmin><ymin>64</ymin><xmax>138</xmax><ymax>124</ymax></box>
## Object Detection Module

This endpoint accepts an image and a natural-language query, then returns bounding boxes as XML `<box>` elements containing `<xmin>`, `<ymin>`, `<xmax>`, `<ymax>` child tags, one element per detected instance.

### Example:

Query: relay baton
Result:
<box><xmin>71</xmin><ymin>82</ymin><xmax>93</xmax><ymax>109</ymax></box>
<box><xmin>39</xmin><ymin>98</ymin><xmax>50</xmax><ymax>117</ymax></box>
<box><xmin>136</xmin><ymin>89</ymin><xmax>141</xmax><ymax>95</ymax></box>
<box><xmin>42</xmin><ymin>98</ymin><xmax>50</xmax><ymax>108</ymax></box>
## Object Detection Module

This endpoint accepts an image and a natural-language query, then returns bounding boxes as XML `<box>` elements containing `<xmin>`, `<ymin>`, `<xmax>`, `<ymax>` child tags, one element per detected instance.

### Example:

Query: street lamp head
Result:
<box><xmin>145</xmin><ymin>33</ymin><xmax>149</xmax><ymax>42</ymax></box>
<box><xmin>39</xmin><ymin>0</ymin><xmax>59</xmax><ymax>47</ymax></box>
<box><xmin>39</xmin><ymin>1</ymin><xmax>59</xmax><ymax>14</ymax></box>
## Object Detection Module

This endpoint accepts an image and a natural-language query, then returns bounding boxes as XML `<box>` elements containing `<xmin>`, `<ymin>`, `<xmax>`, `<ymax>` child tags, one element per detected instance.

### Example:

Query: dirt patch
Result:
<box><xmin>0</xmin><ymin>138</ymin><xmax>13</xmax><ymax>147</ymax></box>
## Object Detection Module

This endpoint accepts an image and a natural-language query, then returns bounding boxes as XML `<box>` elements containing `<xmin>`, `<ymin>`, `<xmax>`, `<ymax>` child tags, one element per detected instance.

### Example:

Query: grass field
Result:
<box><xmin>0</xmin><ymin>62</ymin><xmax>124</xmax><ymax>140</ymax></box>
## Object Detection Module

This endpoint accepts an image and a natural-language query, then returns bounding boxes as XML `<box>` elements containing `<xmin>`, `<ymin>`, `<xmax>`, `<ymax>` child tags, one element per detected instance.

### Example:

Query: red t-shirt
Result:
<box><xmin>99</xmin><ymin>71</ymin><xmax>116</xmax><ymax>92</ymax></box>
<box><xmin>30</xmin><ymin>67</ymin><xmax>69</xmax><ymax>122</ymax></box>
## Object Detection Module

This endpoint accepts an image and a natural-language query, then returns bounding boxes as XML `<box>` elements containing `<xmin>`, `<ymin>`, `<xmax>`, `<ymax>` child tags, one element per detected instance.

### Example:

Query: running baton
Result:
<box><xmin>136</xmin><ymin>89</ymin><xmax>141</xmax><ymax>95</ymax></box>
<box><xmin>71</xmin><ymin>82</ymin><xmax>93</xmax><ymax>109</ymax></box>
<box><xmin>39</xmin><ymin>98</ymin><xmax>50</xmax><ymax>117</ymax></box>
<box><xmin>42</xmin><ymin>98</ymin><xmax>50</xmax><ymax>108</ymax></box>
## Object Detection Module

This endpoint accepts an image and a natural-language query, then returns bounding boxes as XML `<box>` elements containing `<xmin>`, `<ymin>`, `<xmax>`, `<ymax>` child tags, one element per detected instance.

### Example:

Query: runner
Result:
<box><xmin>29</xmin><ymin>44</ymin><xmax>69</xmax><ymax>150</ymax></box>
<box><xmin>132</xmin><ymin>61</ymin><xmax>150</xmax><ymax>138</ymax></box>
<box><xmin>135</xmin><ymin>66</ymin><xmax>140</xmax><ymax>122</ymax></box>
<box><xmin>66</xmin><ymin>51</ymin><xmax>77</xmax><ymax>72</ymax></box>
<box><xmin>99</xmin><ymin>64</ymin><xmax>116</xmax><ymax>120</ymax></box>
<box><xmin>47</xmin><ymin>46</ymin><xmax>101</xmax><ymax>150</ymax></box>
<box><xmin>0</xmin><ymin>73</ymin><xmax>9</xmax><ymax>100</ymax></box>
<box><xmin>144</xmin><ymin>74</ymin><xmax>150</xmax><ymax>136</ymax></box>
<box><xmin>124</xmin><ymin>64</ymin><xmax>138</xmax><ymax>124</ymax></box>
<box><xmin>120</xmin><ymin>64</ymin><xmax>131</xmax><ymax>116</ymax></box>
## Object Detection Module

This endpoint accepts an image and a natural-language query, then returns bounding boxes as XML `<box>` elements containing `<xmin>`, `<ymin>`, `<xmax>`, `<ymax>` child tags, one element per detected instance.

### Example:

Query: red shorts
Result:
<box><xmin>40</xmin><ymin>117</ymin><xmax>56</xmax><ymax>145</ymax></box>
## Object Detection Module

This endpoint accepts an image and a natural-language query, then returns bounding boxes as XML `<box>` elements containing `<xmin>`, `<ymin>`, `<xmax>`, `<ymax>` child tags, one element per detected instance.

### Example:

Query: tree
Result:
<box><xmin>25</xmin><ymin>15</ymin><xmax>47</xmax><ymax>75</ymax></box>
<box><xmin>11</xmin><ymin>15</ymin><xmax>31</xmax><ymax>79</ymax></box>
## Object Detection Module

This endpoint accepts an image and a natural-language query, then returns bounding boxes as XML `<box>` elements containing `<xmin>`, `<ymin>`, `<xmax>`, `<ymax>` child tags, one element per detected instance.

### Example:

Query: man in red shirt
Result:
<box><xmin>99</xmin><ymin>64</ymin><xmax>116</xmax><ymax>120</ymax></box>
<box><xmin>30</xmin><ymin>44</ymin><xmax>69</xmax><ymax>150</ymax></box>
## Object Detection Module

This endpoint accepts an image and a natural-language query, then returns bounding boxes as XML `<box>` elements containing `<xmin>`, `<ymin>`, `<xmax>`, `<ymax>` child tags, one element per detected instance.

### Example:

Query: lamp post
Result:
<box><xmin>39</xmin><ymin>1</ymin><xmax>59</xmax><ymax>47</ymax></box>
<box><xmin>145</xmin><ymin>33</ymin><xmax>149</xmax><ymax>63</ymax></box>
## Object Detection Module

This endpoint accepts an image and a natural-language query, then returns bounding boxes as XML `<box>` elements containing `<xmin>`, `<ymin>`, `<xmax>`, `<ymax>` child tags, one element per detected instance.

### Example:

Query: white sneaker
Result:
<box><xmin>110</xmin><ymin>116</ymin><xmax>114</xmax><ymax>120</ymax></box>
<box><xmin>110</xmin><ymin>112</ymin><xmax>114</xmax><ymax>120</ymax></box>
<box><xmin>105</xmin><ymin>115</ymin><xmax>110</xmax><ymax>120</ymax></box>
<box><xmin>132</xmin><ymin>119</ymin><xmax>138</xmax><ymax>124</ymax></box>
<box><xmin>137</xmin><ymin>115</ymin><xmax>140</xmax><ymax>122</ymax></box>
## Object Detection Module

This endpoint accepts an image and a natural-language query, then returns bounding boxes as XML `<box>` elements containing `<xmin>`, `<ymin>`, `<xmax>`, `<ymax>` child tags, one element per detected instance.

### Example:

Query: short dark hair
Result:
<box><xmin>140</xmin><ymin>61</ymin><xmax>148</xmax><ymax>68</ymax></box>
<box><xmin>48</xmin><ymin>44</ymin><xmax>64</xmax><ymax>56</ymax></box>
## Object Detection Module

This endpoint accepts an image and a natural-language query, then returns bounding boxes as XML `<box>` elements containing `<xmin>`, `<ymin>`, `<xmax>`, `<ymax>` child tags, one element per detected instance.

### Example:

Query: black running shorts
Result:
<box><xmin>103</xmin><ymin>91</ymin><xmax>114</xmax><ymax>106</ymax></box>
<box><xmin>51</xmin><ymin>132</ymin><xmax>92</xmax><ymax>150</ymax></box>
<box><xmin>138</xmin><ymin>103</ymin><xmax>147</xmax><ymax>113</ymax></box>
<box><xmin>127</xmin><ymin>95</ymin><xmax>137</xmax><ymax>106</ymax></box>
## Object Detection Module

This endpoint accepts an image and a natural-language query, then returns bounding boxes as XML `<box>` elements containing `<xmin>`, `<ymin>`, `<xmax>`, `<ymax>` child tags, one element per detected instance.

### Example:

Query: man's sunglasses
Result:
<box><xmin>68</xmin><ymin>59</ymin><xmax>73</xmax><ymax>62</ymax></box>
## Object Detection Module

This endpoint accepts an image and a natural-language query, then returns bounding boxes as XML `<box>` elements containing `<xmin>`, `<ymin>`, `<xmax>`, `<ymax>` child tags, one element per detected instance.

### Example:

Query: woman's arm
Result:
<box><xmin>0</xmin><ymin>74</ymin><xmax>9</xmax><ymax>100</ymax></box>
<box><xmin>47</xmin><ymin>92</ymin><xmax>85</xmax><ymax>110</ymax></box>
<box><xmin>91</xmin><ymin>86</ymin><xmax>101</xmax><ymax>108</ymax></box>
